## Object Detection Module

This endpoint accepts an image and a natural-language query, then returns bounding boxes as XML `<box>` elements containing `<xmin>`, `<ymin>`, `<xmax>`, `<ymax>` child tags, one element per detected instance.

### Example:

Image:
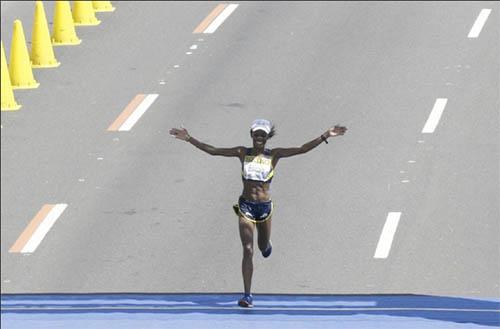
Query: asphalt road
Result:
<box><xmin>1</xmin><ymin>0</ymin><xmax>499</xmax><ymax>304</ymax></box>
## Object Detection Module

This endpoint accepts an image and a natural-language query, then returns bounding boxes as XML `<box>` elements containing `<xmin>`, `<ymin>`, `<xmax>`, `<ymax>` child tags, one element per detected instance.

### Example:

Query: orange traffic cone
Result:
<box><xmin>9</xmin><ymin>20</ymin><xmax>40</xmax><ymax>89</ymax></box>
<box><xmin>73</xmin><ymin>1</ymin><xmax>101</xmax><ymax>26</ymax></box>
<box><xmin>52</xmin><ymin>1</ymin><xmax>82</xmax><ymax>45</ymax></box>
<box><xmin>1</xmin><ymin>41</ymin><xmax>22</xmax><ymax>111</ymax></box>
<box><xmin>31</xmin><ymin>1</ymin><xmax>60</xmax><ymax>68</ymax></box>
<box><xmin>92</xmin><ymin>1</ymin><xmax>115</xmax><ymax>12</ymax></box>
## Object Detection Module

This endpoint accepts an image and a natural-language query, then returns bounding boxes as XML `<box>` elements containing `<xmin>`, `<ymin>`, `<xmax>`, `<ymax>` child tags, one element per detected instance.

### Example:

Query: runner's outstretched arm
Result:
<box><xmin>272</xmin><ymin>125</ymin><xmax>347</xmax><ymax>159</ymax></box>
<box><xmin>170</xmin><ymin>127</ymin><xmax>245</xmax><ymax>158</ymax></box>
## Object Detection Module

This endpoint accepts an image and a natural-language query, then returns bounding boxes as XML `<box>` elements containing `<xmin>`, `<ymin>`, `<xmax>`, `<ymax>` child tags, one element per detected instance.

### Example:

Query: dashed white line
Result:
<box><xmin>468</xmin><ymin>9</ymin><xmax>492</xmax><ymax>38</ymax></box>
<box><xmin>374</xmin><ymin>212</ymin><xmax>402</xmax><ymax>259</ymax></box>
<box><xmin>422</xmin><ymin>98</ymin><xmax>448</xmax><ymax>134</ymax></box>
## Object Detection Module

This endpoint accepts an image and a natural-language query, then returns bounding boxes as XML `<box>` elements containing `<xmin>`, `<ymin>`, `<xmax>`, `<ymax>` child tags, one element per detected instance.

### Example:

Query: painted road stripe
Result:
<box><xmin>468</xmin><ymin>9</ymin><xmax>492</xmax><ymax>38</ymax></box>
<box><xmin>119</xmin><ymin>94</ymin><xmax>158</xmax><ymax>131</ymax></box>
<box><xmin>422</xmin><ymin>98</ymin><xmax>447</xmax><ymax>134</ymax></box>
<box><xmin>193</xmin><ymin>4</ymin><xmax>239</xmax><ymax>34</ymax></box>
<box><xmin>9</xmin><ymin>204</ymin><xmax>67</xmax><ymax>253</ymax></box>
<box><xmin>107</xmin><ymin>94</ymin><xmax>145</xmax><ymax>131</ymax></box>
<box><xmin>374</xmin><ymin>212</ymin><xmax>401</xmax><ymax>259</ymax></box>
<box><xmin>204</xmin><ymin>4</ymin><xmax>239</xmax><ymax>33</ymax></box>
<box><xmin>107</xmin><ymin>94</ymin><xmax>158</xmax><ymax>132</ymax></box>
<box><xmin>193</xmin><ymin>4</ymin><xmax>227</xmax><ymax>33</ymax></box>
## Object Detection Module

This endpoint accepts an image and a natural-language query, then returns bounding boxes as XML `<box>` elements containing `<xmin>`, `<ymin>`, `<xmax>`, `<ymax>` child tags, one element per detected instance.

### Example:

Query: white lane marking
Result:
<box><xmin>422</xmin><ymin>98</ymin><xmax>448</xmax><ymax>134</ymax></box>
<box><xmin>119</xmin><ymin>94</ymin><xmax>159</xmax><ymax>131</ymax></box>
<box><xmin>204</xmin><ymin>4</ymin><xmax>239</xmax><ymax>34</ymax></box>
<box><xmin>21</xmin><ymin>204</ymin><xmax>67</xmax><ymax>253</ymax></box>
<box><xmin>374</xmin><ymin>212</ymin><xmax>401</xmax><ymax>259</ymax></box>
<box><xmin>468</xmin><ymin>9</ymin><xmax>492</xmax><ymax>38</ymax></box>
<box><xmin>190</xmin><ymin>45</ymin><xmax>198</xmax><ymax>50</ymax></box>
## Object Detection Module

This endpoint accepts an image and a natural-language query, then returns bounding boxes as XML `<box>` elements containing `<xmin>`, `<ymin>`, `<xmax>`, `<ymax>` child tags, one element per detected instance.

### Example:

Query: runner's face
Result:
<box><xmin>252</xmin><ymin>130</ymin><xmax>268</xmax><ymax>146</ymax></box>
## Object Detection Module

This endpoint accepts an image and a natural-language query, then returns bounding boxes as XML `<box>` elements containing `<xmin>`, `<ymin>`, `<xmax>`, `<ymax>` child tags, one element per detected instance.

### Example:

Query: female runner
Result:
<box><xmin>170</xmin><ymin>119</ymin><xmax>347</xmax><ymax>307</ymax></box>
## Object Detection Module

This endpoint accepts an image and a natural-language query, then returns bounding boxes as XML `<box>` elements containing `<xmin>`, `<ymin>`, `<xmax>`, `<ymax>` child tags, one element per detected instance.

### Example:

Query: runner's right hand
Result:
<box><xmin>169</xmin><ymin>127</ymin><xmax>190</xmax><ymax>141</ymax></box>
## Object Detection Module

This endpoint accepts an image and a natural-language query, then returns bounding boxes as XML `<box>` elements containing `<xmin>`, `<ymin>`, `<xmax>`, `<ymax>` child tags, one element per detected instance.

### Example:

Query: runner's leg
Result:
<box><xmin>257</xmin><ymin>218</ymin><xmax>272</xmax><ymax>252</ymax></box>
<box><xmin>239</xmin><ymin>216</ymin><xmax>255</xmax><ymax>295</ymax></box>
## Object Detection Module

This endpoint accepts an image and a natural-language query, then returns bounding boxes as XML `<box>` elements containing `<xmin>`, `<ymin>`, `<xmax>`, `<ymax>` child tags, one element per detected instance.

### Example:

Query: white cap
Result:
<box><xmin>250</xmin><ymin>119</ymin><xmax>272</xmax><ymax>134</ymax></box>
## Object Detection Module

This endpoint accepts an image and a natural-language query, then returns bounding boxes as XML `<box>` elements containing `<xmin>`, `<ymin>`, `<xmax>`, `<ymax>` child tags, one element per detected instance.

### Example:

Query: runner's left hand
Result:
<box><xmin>327</xmin><ymin>125</ymin><xmax>347</xmax><ymax>137</ymax></box>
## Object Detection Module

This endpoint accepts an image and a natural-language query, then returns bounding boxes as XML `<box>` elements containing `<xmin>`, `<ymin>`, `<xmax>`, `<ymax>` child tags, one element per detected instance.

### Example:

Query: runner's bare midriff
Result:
<box><xmin>241</xmin><ymin>180</ymin><xmax>271</xmax><ymax>202</ymax></box>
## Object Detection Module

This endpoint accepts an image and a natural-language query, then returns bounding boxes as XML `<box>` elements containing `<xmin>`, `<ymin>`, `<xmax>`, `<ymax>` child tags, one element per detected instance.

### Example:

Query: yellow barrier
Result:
<box><xmin>92</xmin><ymin>1</ymin><xmax>115</xmax><ymax>12</ymax></box>
<box><xmin>52</xmin><ymin>1</ymin><xmax>82</xmax><ymax>45</ymax></box>
<box><xmin>73</xmin><ymin>1</ymin><xmax>101</xmax><ymax>26</ymax></box>
<box><xmin>1</xmin><ymin>41</ymin><xmax>21</xmax><ymax>111</ymax></box>
<box><xmin>31</xmin><ymin>1</ymin><xmax>60</xmax><ymax>68</ymax></box>
<box><xmin>2</xmin><ymin>1</ymin><xmax>116</xmax><ymax>111</ymax></box>
<box><xmin>9</xmin><ymin>20</ymin><xmax>40</xmax><ymax>89</ymax></box>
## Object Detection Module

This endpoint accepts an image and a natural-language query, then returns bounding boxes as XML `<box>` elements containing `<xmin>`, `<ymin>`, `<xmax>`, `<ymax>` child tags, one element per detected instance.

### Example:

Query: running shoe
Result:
<box><xmin>238</xmin><ymin>294</ymin><xmax>253</xmax><ymax>308</ymax></box>
<box><xmin>262</xmin><ymin>240</ymin><xmax>272</xmax><ymax>258</ymax></box>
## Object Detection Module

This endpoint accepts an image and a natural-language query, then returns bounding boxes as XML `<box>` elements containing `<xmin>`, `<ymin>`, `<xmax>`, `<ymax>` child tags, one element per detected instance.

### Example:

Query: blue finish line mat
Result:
<box><xmin>2</xmin><ymin>293</ymin><xmax>499</xmax><ymax>328</ymax></box>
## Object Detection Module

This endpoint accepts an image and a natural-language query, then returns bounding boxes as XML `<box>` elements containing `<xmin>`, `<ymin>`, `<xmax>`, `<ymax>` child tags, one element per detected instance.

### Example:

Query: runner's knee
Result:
<box><xmin>242</xmin><ymin>244</ymin><xmax>253</xmax><ymax>258</ymax></box>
